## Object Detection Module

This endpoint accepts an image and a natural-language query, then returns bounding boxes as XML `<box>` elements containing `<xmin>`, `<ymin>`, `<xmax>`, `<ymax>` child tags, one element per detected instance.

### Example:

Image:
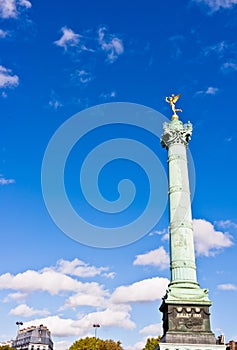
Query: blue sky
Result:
<box><xmin>0</xmin><ymin>0</ymin><xmax>237</xmax><ymax>349</ymax></box>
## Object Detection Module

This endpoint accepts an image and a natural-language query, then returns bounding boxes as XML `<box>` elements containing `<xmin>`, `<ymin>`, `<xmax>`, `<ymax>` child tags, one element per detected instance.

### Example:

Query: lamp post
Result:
<box><xmin>93</xmin><ymin>324</ymin><xmax>100</xmax><ymax>350</ymax></box>
<box><xmin>16</xmin><ymin>322</ymin><xmax>23</xmax><ymax>332</ymax></box>
<box><xmin>15</xmin><ymin>322</ymin><xmax>23</xmax><ymax>350</ymax></box>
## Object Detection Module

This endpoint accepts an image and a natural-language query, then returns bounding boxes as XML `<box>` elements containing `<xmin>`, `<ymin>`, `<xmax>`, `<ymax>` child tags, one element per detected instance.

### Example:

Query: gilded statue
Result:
<box><xmin>165</xmin><ymin>93</ymin><xmax>182</xmax><ymax>119</ymax></box>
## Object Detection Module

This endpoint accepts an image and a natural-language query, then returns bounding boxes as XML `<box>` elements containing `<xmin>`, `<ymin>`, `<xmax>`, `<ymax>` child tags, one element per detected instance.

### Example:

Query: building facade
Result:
<box><xmin>12</xmin><ymin>325</ymin><xmax>53</xmax><ymax>350</ymax></box>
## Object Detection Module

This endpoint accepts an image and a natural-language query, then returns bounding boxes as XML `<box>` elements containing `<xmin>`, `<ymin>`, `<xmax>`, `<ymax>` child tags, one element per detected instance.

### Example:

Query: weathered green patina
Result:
<box><xmin>159</xmin><ymin>115</ymin><xmax>216</xmax><ymax>345</ymax></box>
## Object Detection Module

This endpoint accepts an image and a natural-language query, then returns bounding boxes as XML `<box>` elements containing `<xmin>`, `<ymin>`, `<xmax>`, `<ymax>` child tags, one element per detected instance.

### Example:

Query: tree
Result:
<box><xmin>0</xmin><ymin>346</ymin><xmax>12</xmax><ymax>350</ymax></box>
<box><xmin>69</xmin><ymin>337</ymin><xmax>123</xmax><ymax>350</ymax></box>
<box><xmin>142</xmin><ymin>336</ymin><xmax>161</xmax><ymax>350</ymax></box>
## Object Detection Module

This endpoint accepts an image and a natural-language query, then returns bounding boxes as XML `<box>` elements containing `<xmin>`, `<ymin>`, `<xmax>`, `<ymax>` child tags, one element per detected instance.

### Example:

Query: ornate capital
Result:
<box><xmin>161</xmin><ymin>120</ymin><xmax>192</xmax><ymax>149</ymax></box>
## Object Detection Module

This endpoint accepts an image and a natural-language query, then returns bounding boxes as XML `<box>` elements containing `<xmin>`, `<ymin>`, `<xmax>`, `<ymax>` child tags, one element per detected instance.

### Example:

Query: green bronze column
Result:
<box><xmin>158</xmin><ymin>95</ymin><xmax>217</xmax><ymax>346</ymax></box>
<box><xmin>161</xmin><ymin>117</ymin><xmax>198</xmax><ymax>287</ymax></box>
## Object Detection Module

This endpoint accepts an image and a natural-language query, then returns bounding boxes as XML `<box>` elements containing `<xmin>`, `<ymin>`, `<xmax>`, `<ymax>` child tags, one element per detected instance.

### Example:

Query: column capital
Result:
<box><xmin>161</xmin><ymin>119</ymin><xmax>192</xmax><ymax>149</ymax></box>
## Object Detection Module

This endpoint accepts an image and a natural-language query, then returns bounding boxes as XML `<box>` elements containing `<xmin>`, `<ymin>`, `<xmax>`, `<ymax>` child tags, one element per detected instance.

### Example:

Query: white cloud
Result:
<box><xmin>9</xmin><ymin>304</ymin><xmax>50</xmax><ymax>317</ymax></box>
<box><xmin>193</xmin><ymin>219</ymin><xmax>233</xmax><ymax>256</ymax></box>
<box><xmin>195</xmin><ymin>86</ymin><xmax>219</xmax><ymax>95</ymax></box>
<box><xmin>111</xmin><ymin>277</ymin><xmax>169</xmax><ymax>303</ymax></box>
<box><xmin>61</xmin><ymin>281</ymin><xmax>109</xmax><ymax>310</ymax></box>
<box><xmin>139</xmin><ymin>322</ymin><xmax>163</xmax><ymax>335</ymax></box>
<box><xmin>103</xmin><ymin>271</ymin><xmax>116</xmax><ymax>279</ymax></box>
<box><xmin>0</xmin><ymin>269</ymin><xmax>100</xmax><ymax>295</ymax></box>
<box><xmin>49</xmin><ymin>99</ymin><xmax>62</xmax><ymax>110</ymax></box>
<box><xmin>0</xmin><ymin>0</ymin><xmax>17</xmax><ymax>18</ymax></box>
<box><xmin>19</xmin><ymin>0</ymin><xmax>31</xmax><ymax>8</ymax></box>
<box><xmin>193</xmin><ymin>0</ymin><xmax>237</xmax><ymax>12</ymax></box>
<box><xmin>205</xmin><ymin>86</ymin><xmax>219</xmax><ymax>94</ymax></box>
<box><xmin>133</xmin><ymin>247</ymin><xmax>169</xmax><ymax>270</ymax></box>
<box><xmin>100</xmin><ymin>91</ymin><xmax>116</xmax><ymax>101</ymax></box>
<box><xmin>48</xmin><ymin>91</ymin><xmax>63</xmax><ymax>110</ymax></box>
<box><xmin>22</xmin><ymin>307</ymin><xmax>135</xmax><ymax>338</ymax></box>
<box><xmin>0</xmin><ymin>0</ymin><xmax>31</xmax><ymax>18</ymax></box>
<box><xmin>1</xmin><ymin>91</ymin><xmax>7</xmax><ymax>98</ymax></box>
<box><xmin>204</xmin><ymin>41</ymin><xmax>228</xmax><ymax>56</ymax></box>
<box><xmin>0</xmin><ymin>29</ymin><xmax>8</xmax><ymax>38</ymax></box>
<box><xmin>54</xmin><ymin>26</ymin><xmax>80</xmax><ymax>50</ymax></box>
<box><xmin>98</xmin><ymin>26</ymin><xmax>124</xmax><ymax>63</ymax></box>
<box><xmin>0</xmin><ymin>259</ymin><xmax>113</xmax><ymax>301</ymax></box>
<box><xmin>0</xmin><ymin>175</ymin><xmax>15</xmax><ymax>185</ymax></box>
<box><xmin>49</xmin><ymin>258</ymin><xmax>113</xmax><ymax>279</ymax></box>
<box><xmin>218</xmin><ymin>283</ymin><xmax>237</xmax><ymax>290</ymax></box>
<box><xmin>80</xmin><ymin>307</ymin><xmax>135</xmax><ymax>330</ymax></box>
<box><xmin>54</xmin><ymin>340</ymin><xmax>72</xmax><ymax>350</ymax></box>
<box><xmin>0</xmin><ymin>65</ymin><xmax>19</xmax><ymax>89</ymax></box>
<box><xmin>215</xmin><ymin>220</ymin><xmax>237</xmax><ymax>230</ymax></box>
<box><xmin>22</xmin><ymin>316</ymin><xmax>83</xmax><ymax>337</ymax></box>
<box><xmin>3</xmin><ymin>291</ymin><xmax>27</xmax><ymax>302</ymax></box>
<box><xmin>221</xmin><ymin>62</ymin><xmax>237</xmax><ymax>72</ymax></box>
<box><xmin>149</xmin><ymin>228</ymin><xmax>169</xmax><ymax>241</ymax></box>
<box><xmin>62</xmin><ymin>292</ymin><xmax>108</xmax><ymax>309</ymax></box>
<box><xmin>74</xmin><ymin>70</ymin><xmax>93</xmax><ymax>85</ymax></box>
<box><xmin>125</xmin><ymin>338</ymin><xmax>148</xmax><ymax>350</ymax></box>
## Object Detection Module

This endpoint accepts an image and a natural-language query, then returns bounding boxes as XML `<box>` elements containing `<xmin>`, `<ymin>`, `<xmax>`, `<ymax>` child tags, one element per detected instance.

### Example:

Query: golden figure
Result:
<box><xmin>165</xmin><ymin>93</ymin><xmax>182</xmax><ymax>120</ymax></box>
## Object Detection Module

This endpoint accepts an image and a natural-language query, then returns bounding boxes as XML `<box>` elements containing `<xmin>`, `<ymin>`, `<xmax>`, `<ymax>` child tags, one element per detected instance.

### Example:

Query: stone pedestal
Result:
<box><xmin>158</xmin><ymin>343</ymin><xmax>226</xmax><ymax>350</ymax></box>
<box><xmin>159</xmin><ymin>303</ymin><xmax>216</xmax><ymax>344</ymax></box>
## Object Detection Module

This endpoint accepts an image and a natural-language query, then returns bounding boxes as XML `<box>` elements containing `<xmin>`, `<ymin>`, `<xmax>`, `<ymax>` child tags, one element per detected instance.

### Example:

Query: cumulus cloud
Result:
<box><xmin>99</xmin><ymin>91</ymin><xmax>116</xmax><ymax>101</ymax></box>
<box><xmin>3</xmin><ymin>291</ymin><xmax>27</xmax><ymax>302</ymax></box>
<box><xmin>133</xmin><ymin>247</ymin><xmax>169</xmax><ymax>270</ymax></box>
<box><xmin>139</xmin><ymin>322</ymin><xmax>163</xmax><ymax>335</ymax></box>
<box><xmin>0</xmin><ymin>270</ymin><xmax>74</xmax><ymax>294</ymax></box>
<box><xmin>0</xmin><ymin>65</ymin><xmax>19</xmax><ymax>89</ymax></box>
<box><xmin>80</xmin><ymin>307</ymin><xmax>135</xmax><ymax>330</ymax></box>
<box><xmin>218</xmin><ymin>283</ymin><xmax>237</xmax><ymax>290</ymax></box>
<box><xmin>111</xmin><ymin>277</ymin><xmax>169</xmax><ymax>303</ymax></box>
<box><xmin>0</xmin><ymin>28</ymin><xmax>8</xmax><ymax>38</ymax></box>
<box><xmin>48</xmin><ymin>99</ymin><xmax>62</xmax><ymax>110</ymax></box>
<box><xmin>50</xmin><ymin>258</ymin><xmax>112</xmax><ymax>278</ymax></box>
<box><xmin>22</xmin><ymin>307</ymin><xmax>135</xmax><ymax>338</ymax></box>
<box><xmin>221</xmin><ymin>62</ymin><xmax>237</xmax><ymax>72</ymax></box>
<box><xmin>126</xmin><ymin>339</ymin><xmax>148</xmax><ymax>350</ymax></box>
<box><xmin>215</xmin><ymin>220</ymin><xmax>237</xmax><ymax>230</ymax></box>
<box><xmin>0</xmin><ymin>0</ymin><xmax>31</xmax><ymax>18</ymax></box>
<box><xmin>54</xmin><ymin>26</ymin><xmax>80</xmax><ymax>50</ymax></box>
<box><xmin>72</xmin><ymin>70</ymin><xmax>93</xmax><ymax>85</ymax></box>
<box><xmin>0</xmin><ymin>259</ymin><xmax>114</xmax><ymax>307</ymax></box>
<box><xmin>204</xmin><ymin>41</ymin><xmax>229</xmax><ymax>57</ymax></box>
<box><xmin>0</xmin><ymin>175</ymin><xmax>15</xmax><ymax>185</ymax></box>
<box><xmin>149</xmin><ymin>228</ymin><xmax>169</xmax><ymax>240</ymax></box>
<box><xmin>193</xmin><ymin>219</ymin><xmax>233</xmax><ymax>256</ymax></box>
<box><xmin>54</xmin><ymin>340</ymin><xmax>73</xmax><ymax>350</ymax></box>
<box><xmin>22</xmin><ymin>316</ymin><xmax>83</xmax><ymax>338</ymax></box>
<box><xmin>9</xmin><ymin>304</ymin><xmax>50</xmax><ymax>317</ymax></box>
<box><xmin>62</xmin><ymin>292</ymin><xmax>108</xmax><ymax>309</ymax></box>
<box><xmin>193</xmin><ymin>0</ymin><xmax>237</xmax><ymax>12</ymax></box>
<box><xmin>98</xmin><ymin>26</ymin><xmax>124</xmax><ymax>63</ymax></box>
<box><xmin>19</xmin><ymin>0</ymin><xmax>31</xmax><ymax>8</ymax></box>
<box><xmin>0</xmin><ymin>269</ymin><xmax>103</xmax><ymax>295</ymax></box>
<box><xmin>195</xmin><ymin>86</ymin><xmax>219</xmax><ymax>95</ymax></box>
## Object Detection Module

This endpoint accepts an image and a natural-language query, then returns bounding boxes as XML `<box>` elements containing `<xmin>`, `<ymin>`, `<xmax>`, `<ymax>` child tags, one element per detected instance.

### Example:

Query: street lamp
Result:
<box><xmin>16</xmin><ymin>322</ymin><xmax>23</xmax><ymax>332</ymax></box>
<box><xmin>93</xmin><ymin>324</ymin><xmax>100</xmax><ymax>350</ymax></box>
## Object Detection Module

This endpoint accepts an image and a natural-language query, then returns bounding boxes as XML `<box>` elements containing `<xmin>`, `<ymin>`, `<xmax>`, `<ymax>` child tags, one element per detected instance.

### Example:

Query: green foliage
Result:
<box><xmin>142</xmin><ymin>336</ymin><xmax>161</xmax><ymax>350</ymax></box>
<box><xmin>69</xmin><ymin>337</ymin><xmax>123</xmax><ymax>350</ymax></box>
<box><xmin>0</xmin><ymin>346</ymin><xmax>12</xmax><ymax>350</ymax></box>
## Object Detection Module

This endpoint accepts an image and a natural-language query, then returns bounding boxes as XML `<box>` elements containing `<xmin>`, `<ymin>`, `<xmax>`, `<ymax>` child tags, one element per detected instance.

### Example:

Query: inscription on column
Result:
<box><xmin>168</xmin><ymin>306</ymin><xmax>211</xmax><ymax>332</ymax></box>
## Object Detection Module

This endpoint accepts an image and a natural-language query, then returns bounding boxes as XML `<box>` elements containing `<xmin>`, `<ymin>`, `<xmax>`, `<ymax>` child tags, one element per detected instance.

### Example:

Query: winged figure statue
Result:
<box><xmin>165</xmin><ymin>93</ymin><xmax>182</xmax><ymax>118</ymax></box>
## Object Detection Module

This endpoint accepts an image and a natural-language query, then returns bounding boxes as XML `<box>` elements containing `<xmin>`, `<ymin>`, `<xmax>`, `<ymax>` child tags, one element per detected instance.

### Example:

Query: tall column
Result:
<box><xmin>161</xmin><ymin>119</ymin><xmax>198</xmax><ymax>287</ymax></box>
<box><xmin>158</xmin><ymin>97</ymin><xmax>218</xmax><ymax>347</ymax></box>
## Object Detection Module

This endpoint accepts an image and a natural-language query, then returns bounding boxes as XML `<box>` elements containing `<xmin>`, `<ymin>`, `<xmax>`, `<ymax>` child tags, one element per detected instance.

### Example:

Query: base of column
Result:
<box><xmin>159</xmin><ymin>301</ymin><xmax>216</xmax><ymax>345</ymax></box>
<box><xmin>158</xmin><ymin>343</ymin><xmax>225</xmax><ymax>350</ymax></box>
